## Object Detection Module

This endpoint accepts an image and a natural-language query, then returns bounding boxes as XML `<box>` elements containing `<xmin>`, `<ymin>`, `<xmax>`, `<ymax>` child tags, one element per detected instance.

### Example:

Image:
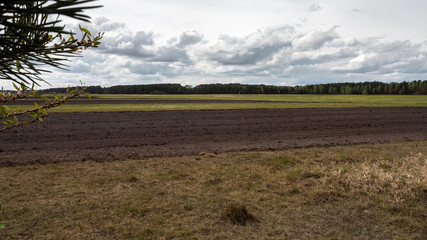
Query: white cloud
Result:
<box><xmin>37</xmin><ymin>16</ymin><xmax>427</xmax><ymax>88</ymax></box>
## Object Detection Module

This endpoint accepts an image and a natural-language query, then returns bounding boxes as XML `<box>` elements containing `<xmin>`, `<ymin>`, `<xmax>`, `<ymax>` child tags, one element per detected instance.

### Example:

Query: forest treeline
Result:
<box><xmin>40</xmin><ymin>80</ymin><xmax>427</xmax><ymax>95</ymax></box>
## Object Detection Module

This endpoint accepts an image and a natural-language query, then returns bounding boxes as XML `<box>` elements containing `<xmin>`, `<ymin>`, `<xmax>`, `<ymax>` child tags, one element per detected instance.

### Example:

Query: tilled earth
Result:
<box><xmin>1</xmin><ymin>107</ymin><xmax>426</xmax><ymax>167</ymax></box>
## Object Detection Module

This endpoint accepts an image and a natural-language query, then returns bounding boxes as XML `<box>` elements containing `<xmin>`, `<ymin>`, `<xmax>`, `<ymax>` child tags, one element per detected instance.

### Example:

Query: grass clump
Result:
<box><xmin>127</xmin><ymin>176</ymin><xmax>139</xmax><ymax>183</ymax></box>
<box><xmin>221</xmin><ymin>203</ymin><xmax>257</xmax><ymax>225</ymax></box>
<box><xmin>331</xmin><ymin>153</ymin><xmax>426</xmax><ymax>202</ymax></box>
<box><xmin>277</xmin><ymin>156</ymin><xmax>294</xmax><ymax>164</ymax></box>
<box><xmin>289</xmin><ymin>185</ymin><xmax>301</xmax><ymax>194</ymax></box>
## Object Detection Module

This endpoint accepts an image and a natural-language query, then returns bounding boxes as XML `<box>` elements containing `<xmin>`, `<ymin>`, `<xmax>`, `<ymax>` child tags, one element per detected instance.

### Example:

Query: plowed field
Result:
<box><xmin>1</xmin><ymin>107</ymin><xmax>426</xmax><ymax>167</ymax></box>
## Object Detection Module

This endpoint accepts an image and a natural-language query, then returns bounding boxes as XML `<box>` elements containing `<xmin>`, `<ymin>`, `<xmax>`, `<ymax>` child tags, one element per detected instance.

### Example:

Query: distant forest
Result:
<box><xmin>40</xmin><ymin>80</ymin><xmax>427</xmax><ymax>95</ymax></box>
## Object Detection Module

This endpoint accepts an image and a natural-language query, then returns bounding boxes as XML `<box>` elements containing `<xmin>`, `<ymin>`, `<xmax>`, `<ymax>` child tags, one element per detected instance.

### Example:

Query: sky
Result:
<box><xmin>37</xmin><ymin>0</ymin><xmax>427</xmax><ymax>88</ymax></box>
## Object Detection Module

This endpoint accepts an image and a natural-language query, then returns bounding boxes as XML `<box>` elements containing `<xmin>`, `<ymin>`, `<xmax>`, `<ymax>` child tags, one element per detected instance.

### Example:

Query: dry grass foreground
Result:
<box><xmin>0</xmin><ymin>141</ymin><xmax>426</xmax><ymax>239</ymax></box>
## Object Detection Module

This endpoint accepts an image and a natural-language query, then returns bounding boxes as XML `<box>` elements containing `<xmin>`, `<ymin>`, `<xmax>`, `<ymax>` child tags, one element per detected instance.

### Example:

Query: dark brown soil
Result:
<box><xmin>7</xmin><ymin>99</ymin><xmax>316</xmax><ymax>105</ymax></box>
<box><xmin>1</xmin><ymin>107</ymin><xmax>426</xmax><ymax>167</ymax></box>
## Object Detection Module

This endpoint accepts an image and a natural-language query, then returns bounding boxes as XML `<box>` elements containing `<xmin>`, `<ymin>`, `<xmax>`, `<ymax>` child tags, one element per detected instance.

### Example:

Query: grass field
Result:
<box><xmin>90</xmin><ymin>94</ymin><xmax>427</xmax><ymax>104</ymax></box>
<box><xmin>0</xmin><ymin>141</ymin><xmax>426</xmax><ymax>239</ymax></box>
<box><xmin>14</xmin><ymin>94</ymin><xmax>427</xmax><ymax>112</ymax></box>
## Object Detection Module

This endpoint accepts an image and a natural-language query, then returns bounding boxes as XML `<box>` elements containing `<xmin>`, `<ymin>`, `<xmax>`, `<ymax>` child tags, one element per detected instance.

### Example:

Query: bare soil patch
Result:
<box><xmin>1</xmin><ymin>107</ymin><xmax>426</xmax><ymax>167</ymax></box>
<box><xmin>7</xmin><ymin>99</ymin><xmax>302</xmax><ymax>105</ymax></box>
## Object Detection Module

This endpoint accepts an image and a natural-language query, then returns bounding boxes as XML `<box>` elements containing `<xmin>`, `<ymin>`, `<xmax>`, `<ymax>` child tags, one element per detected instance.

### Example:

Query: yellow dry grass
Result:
<box><xmin>0</xmin><ymin>141</ymin><xmax>426</xmax><ymax>239</ymax></box>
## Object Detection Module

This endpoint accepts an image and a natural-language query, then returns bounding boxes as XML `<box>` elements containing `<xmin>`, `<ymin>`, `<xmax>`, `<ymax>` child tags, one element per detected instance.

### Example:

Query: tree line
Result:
<box><xmin>39</xmin><ymin>80</ymin><xmax>427</xmax><ymax>95</ymax></box>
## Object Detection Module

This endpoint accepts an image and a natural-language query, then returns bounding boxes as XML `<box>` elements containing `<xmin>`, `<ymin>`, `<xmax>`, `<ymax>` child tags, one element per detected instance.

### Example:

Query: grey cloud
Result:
<box><xmin>400</xmin><ymin>59</ymin><xmax>427</xmax><ymax>74</ymax></box>
<box><xmin>211</xmin><ymin>29</ymin><xmax>427</xmax><ymax>82</ymax></box>
<box><xmin>208</xmin><ymin>26</ymin><xmax>340</xmax><ymax>67</ymax></box>
<box><xmin>87</xmin><ymin>19</ymin><xmax>199</xmax><ymax>64</ymax></box>
<box><xmin>294</xmin><ymin>27</ymin><xmax>339</xmax><ymax>51</ymax></box>
<box><xmin>208</xmin><ymin>26</ymin><xmax>294</xmax><ymax>65</ymax></box>
<box><xmin>127</xmin><ymin>62</ymin><xmax>182</xmax><ymax>77</ymax></box>
<box><xmin>92</xmin><ymin>17</ymin><xmax>126</xmax><ymax>31</ymax></box>
<box><xmin>68</xmin><ymin>60</ymin><xmax>91</xmax><ymax>73</ymax></box>
<box><xmin>289</xmin><ymin>54</ymin><xmax>319</xmax><ymax>66</ymax></box>
<box><xmin>290</xmin><ymin>48</ymin><xmax>358</xmax><ymax>66</ymax></box>
<box><xmin>308</xmin><ymin>3</ymin><xmax>322</xmax><ymax>12</ymax></box>
<box><xmin>332</xmin><ymin>40</ymin><xmax>427</xmax><ymax>75</ymax></box>
<box><xmin>135</xmin><ymin>31</ymin><xmax>155</xmax><ymax>45</ymax></box>
<box><xmin>177</xmin><ymin>31</ymin><xmax>203</xmax><ymax>47</ymax></box>
<box><xmin>211</xmin><ymin>43</ymin><xmax>290</xmax><ymax>65</ymax></box>
<box><xmin>377</xmin><ymin>40</ymin><xmax>412</xmax><ymax>52</ymax></box>
<box><xmin>217</xmin><ymin>34</ymin><xmax>241</xmax><ymax>45</ymax></box>
<box><xmin>98</xmin><ymin>28</ymin><xmax>156</xmax><ymax>58</ymax></box>
<box><xmin>152</xmin><ymin>47</ymin><xmax>190</xmax><ymax>63</ymax></box>
<box><xmin>165</xmin><ymin>31</ymin><xmax>203</xmax><ymax>50</ymax></box>
<box><xmin>107</xmin><ymin>42</ymin><xmax>155</xmax><ymax>58</ymax></box>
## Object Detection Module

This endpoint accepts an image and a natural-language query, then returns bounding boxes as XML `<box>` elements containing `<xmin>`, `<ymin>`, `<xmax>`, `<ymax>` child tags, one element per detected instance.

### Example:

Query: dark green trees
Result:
<box><xmin>41</xmin><ymin>81</ymin><xmax>427</xmax><ymax>95</ymax></box>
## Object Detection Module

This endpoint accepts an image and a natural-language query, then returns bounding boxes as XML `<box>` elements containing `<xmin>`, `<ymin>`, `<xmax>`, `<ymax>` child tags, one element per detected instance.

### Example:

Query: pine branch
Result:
<box><xmin>0</xmin><ymin>85</ymin><xmax>88</xmax><ymax>131</ymax></box>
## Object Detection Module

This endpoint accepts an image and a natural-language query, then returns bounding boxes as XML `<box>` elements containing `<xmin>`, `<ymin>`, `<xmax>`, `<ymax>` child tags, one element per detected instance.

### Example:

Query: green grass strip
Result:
<box><xmin>15</xmin><ymin>94</ymin><xmax>427</xmax><ymax>113</ymax></box>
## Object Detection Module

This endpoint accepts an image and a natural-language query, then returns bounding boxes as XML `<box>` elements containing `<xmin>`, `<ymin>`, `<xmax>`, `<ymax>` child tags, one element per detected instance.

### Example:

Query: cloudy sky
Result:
<box><xmin>40</xmin><ymin>0</ymin><xmax>427</xmax><ymax>88</ymax></box>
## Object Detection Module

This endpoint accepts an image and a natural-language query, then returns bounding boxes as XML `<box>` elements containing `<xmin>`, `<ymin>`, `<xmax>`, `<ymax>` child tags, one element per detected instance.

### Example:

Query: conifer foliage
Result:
<box><xmin>0</xmin><ymin>0</ymin><xmax>103</xmax><ymax>131</ymax></box>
